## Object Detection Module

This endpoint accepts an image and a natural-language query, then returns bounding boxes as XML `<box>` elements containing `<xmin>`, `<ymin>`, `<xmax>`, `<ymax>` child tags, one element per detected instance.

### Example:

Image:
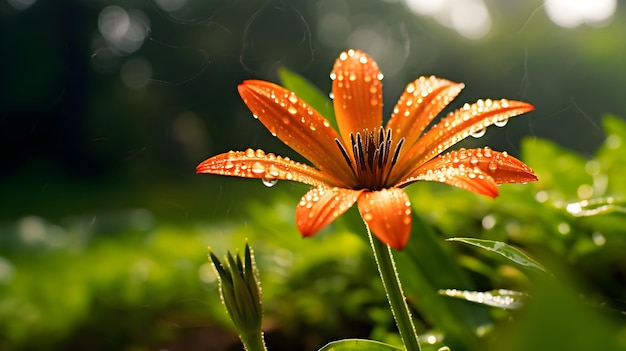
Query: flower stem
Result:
<box><xmin>367</xmin><ymin>226</ymin><xmax>422</xmax><ymax>351</ymax></box>
<box><xmin>240</xmin><ymin>331</ymin><xmax>268</xmax><ymax>351</ymax></box>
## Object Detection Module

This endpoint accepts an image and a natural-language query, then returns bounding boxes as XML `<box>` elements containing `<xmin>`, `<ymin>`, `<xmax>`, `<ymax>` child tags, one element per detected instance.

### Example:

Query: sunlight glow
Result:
<box><xmin>544</xmin><ymin>0</ymin><xmax>617</xmax><ymax>28</ymax></box>
<box><xmin>403</xmin><ymin>0</ymin><xmax>492</xmax><ymax>39</ymax></box>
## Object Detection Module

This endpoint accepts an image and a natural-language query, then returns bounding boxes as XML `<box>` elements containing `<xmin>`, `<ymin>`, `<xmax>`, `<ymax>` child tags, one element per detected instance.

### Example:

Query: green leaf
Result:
<box><xmin>446</xmin><ymin>238</ymin><xmax>550</xmax><ymax>275</ymax></box>
<box><xmin>565</xmin><ymin>197</ymin><xmax>626</xmax><ymax>217</ymax></box>
<box><xmin>277</xmin><ymin>67</ymin><xmax>338</xmax><ymax>131</ymax></box>
<box><xmin>318</xmin><ymin>339</ymin><xmax>404</xmax><ymax>351</ymax></box>
<box><xmin>439</xmin><ymin>288</ymin><xmax>527</xmax><ymax>309</ymax></box>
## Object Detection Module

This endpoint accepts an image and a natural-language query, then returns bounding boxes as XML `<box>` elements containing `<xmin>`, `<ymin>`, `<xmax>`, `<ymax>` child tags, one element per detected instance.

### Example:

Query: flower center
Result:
<box><xmin>335</xmin><ymin>128</ymin><xmax>405</xmax><ymax>190</ymax></box>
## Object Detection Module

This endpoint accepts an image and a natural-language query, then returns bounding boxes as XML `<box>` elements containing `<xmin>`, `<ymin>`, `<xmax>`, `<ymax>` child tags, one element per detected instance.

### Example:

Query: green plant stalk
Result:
<box><xmin>239</xmin><ymin>331</ymin><xmax>268</xmax><ymax>351</ymax></box>
<box><xmin>367</xmin><ymin>226</ymin><xmax>422</xmax><ymax>351</ymax></box>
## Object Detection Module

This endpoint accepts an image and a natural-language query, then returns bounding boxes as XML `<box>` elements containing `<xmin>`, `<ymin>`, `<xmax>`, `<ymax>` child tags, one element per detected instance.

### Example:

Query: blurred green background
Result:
<box><xmin>1</xmin><ymin>0</ymin><xmax>625</xmax><ymax>350</ymax></box>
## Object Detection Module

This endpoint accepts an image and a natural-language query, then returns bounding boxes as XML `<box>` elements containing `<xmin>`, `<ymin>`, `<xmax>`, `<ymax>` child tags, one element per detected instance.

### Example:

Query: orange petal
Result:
<box><xmin>417</xmin><ymin>148</ymin><xmax>538</xmax><ymax>185</ymax></box>
<box><xmin>296</xmin><ymin>186</ymin><xmax>364</xmax><ymax>237</ymax></box>
<box><xmin>238</xmin><ymin>80</ymin><xmax>355</xmax><ymax>186</ymax></box>
<box><xmin>391</xmin><ymin>99</ymin><xmax>534</xmax><ymax>182</ymax></box>
<box><xmin>386</xmin><ymin>76</ymin><xmax>464</xmax><ymax>149</ymax></box>
<box><xmin>357</xmin><ymin>188</ymin><xmax>412</xmax><ymax>250</ymax></box>
<box><xmin>399</xmin><ymin>160</ymin><xmax>499</xmax><ymax>198</ymax></box>
<box><xmin>196</xmin><ymin>149</ymin><xmax>336</xmax><ymax>187</ymax></box>
<box><xmin>331</xmin><ymin>49</ymin><xmax>383</xmax><ymax>148</ymax></box>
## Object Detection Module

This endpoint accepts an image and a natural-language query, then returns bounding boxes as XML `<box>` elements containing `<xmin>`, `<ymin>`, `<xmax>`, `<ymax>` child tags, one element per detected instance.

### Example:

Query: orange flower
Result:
<box><xmin>197</xmin><ymin>49</ymin><xmax>537</xmax><ymax>250</ymax></box>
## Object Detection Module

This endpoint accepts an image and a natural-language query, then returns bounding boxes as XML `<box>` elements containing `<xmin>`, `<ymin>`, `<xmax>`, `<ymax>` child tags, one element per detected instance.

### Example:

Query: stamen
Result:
<box><xmin>335</xmin><ymin>138</ymin><xmax>352</xmax><ymax>167</ymax></box>
<box><xmin>378</xmin><ymin>142</ymin><xmax>385</xmax><ymax>168</ymax></box>
<box><xmin>355</xmin><ymin>133</ymin><xmax>366</xmax><ymax>170</ymax></box>
<box><xmin>391</xmin><ymin>137</ymin><xmax>405</xmax><ymax>165</ymax></box>
<box><xmin>344</xmin><ymin>128</ymin><xmax>406</xmax><ymax>189</ymax></box>
<box><xmin>367</xmin><ymin>131</ymin><xmax>376</xmax><ymax>169</ymax></box>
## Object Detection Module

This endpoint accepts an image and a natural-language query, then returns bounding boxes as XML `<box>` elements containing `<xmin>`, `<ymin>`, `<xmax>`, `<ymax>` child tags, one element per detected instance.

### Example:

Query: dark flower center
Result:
<box><xmin>335</xmin><ymin>128</ymin><xmax>405</xmax><ymax>190</ymax></box>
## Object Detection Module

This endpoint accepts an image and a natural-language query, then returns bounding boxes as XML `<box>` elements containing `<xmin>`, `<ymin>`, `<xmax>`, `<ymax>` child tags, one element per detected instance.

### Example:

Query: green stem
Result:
<box><xmin>367</xmin><ymin>226</ymin><xmax>422</xmax><ymax>351</ymax></box>
<box><xmin>240</xmin><ymin>331</ymin><xmax>268</xmax><ymax>351</ymax></box>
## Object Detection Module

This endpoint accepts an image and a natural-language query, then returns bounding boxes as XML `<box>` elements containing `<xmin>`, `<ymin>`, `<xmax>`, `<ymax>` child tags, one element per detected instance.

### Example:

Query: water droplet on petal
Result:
<box><xmin>329</xmin><ymin>92</ymin><xmax>334</xmax><ymax>100</ymax></box>
<box><xmin>494</xmin><ymin>119</ymin><xmax>508</xmax><ymax>127</ymax></box>
<box><xmin>363</xmin><ymin>212</ymin><xmax>373</xmax><ymax>221</ymax></box>
<box><xmin>488</xmin><ymin>162</ymin><xmax>498</xmax><ymax>171</ymax></box>
<box><xmin>251</xmin><ymin>162</ymin><xmax>265</xmax><ymax>174</ymax></box>
<box><xmin>288</xmin><ymin>93</ymin><xmax>298</xmax><ymax>104</ymax></box>
<box><xmin>287</xmin><ymin>105</ymin><xmax>298</xmax><ymax>115</ymax></box>
<box><xmin>471</xmin><ymin>129</ymin><xmax>486</xmax><ymax>138</ymax></box>
<box><xmin>329</xmin><ymin>72</ymin><xmax>337</xmax><ymax>80</ymax></box>
<box><xmin>262</xmin><ymin>177</ymin><xmax>278</xmax><ymax>187</ymax></box>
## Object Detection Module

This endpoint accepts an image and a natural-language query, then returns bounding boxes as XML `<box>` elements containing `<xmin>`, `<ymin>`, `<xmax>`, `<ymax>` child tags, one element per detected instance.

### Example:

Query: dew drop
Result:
<box><xmin>288</xmin><ymin>93</ymin><xmax>298</xmax><ymax>104</ymax></box>
<box><xmin>251</xmin><ymin>162</ymin><xmax>265</xmax><ymax>174</ymax></box>
<box><xmin>377</xmin><ymin>73</ymin><xmax>384</xmax><ymax>80</ymax></box>
<box><xmin>406</xmin><ymin>83</ymin><xmax>415</xmax><ymax>94</ymax></box>
<box><xmin>488</xmin><ymin>162</ymin><xmax>498</xmax><ymax>171</ymax></box>
<box><xmin>329</xmin><ymin>92</ymin><xmax>335</xmax><ymax>100</ymax></box>
<box><xmin>363</xmin><ymin>212</ymin><xmax>373</xmax><ymax>221</ymax></box>
<box><xmin>330</xmin><ymin>72</ymin><xmax>337</xmax><ymax>80</ymax></box>
<box><xmin>287</xmin><ymin>105</ymin><xmax>298</xmax><ymax>115</ymax></box>
<box><xmin>224</xmin><ymin>161</ymin><xmax>234</xmax><ymax>169</ymax></box>
<box><xmin>471</xmin><ymin>129</ymin><xmax>486</xmax><ymax>138</ymax></box>
<box><xmin>494</xmin><ymin>119</ymin><xmax>508</xmax><ymax>127</ymax></box>
<box><xmin>262</xmin><ymin>177</ymin><xmax>278</xmax><ymax>187</ymax></box>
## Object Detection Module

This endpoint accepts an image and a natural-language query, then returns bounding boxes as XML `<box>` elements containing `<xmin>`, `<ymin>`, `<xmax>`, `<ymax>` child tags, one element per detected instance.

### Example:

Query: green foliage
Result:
<box><xmin>319</xmin><ymin>339</ymin><xmax>403</xmax><ymax>351</ymax></box>
<box><xmin>446</xmin><ymin>237</ymin><xmax>549</xmax><ymax>275</ymax></box>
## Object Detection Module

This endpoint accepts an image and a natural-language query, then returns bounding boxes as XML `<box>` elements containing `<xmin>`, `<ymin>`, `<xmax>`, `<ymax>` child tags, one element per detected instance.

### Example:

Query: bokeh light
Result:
<box><xmin>6</xmin><ymin>0</ymin><xmax>36</xmax><ymax>11</ymax></box>
<box><xmin>97</xmin><ymin>6</ymin><xmax>150</xmax><ymax>54</ymax></box>
<box><xmin>154</xmin><ymin>0</ymin><xmax>188</xmax><ymax>12</ymax></box>
<box><xmin>403</xmin><ymin>0</ymin><xmax>492</xmax><ymax>39</ymax></box>
<box><xmin>120</xmin><ymin>56</ymin><xmax>152</xmax><ymax>89</ymax></box>
<box><xmin>544</xmin><ymin>0</ymin><xmax>617</xmax><ymax>28</ymax></box>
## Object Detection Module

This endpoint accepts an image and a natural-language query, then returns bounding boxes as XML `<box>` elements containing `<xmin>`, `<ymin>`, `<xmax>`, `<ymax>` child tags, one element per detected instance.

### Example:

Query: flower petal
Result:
<box><xmin>391</xmin><ymin>99</ymin><xmax>534</xmax><ymax>182</ymax></box>
<box><xmin>331</xmin><ymin>49</ymin><xmax>383</xmax><ymax>148</ymax></box>
<box><xmin>400</xmin><ymin>162</ymin><xmax>499</xmax><ymax>198</ymax></box>
<box><xmin>196</xmin><ymin>148</ymin><xmax>335</xmax><ymax>187</ymax></box>
<box><xmin>296</xmin><ymin>186</ymin><xmax>364</xmax><ymax>237</ymax></box>
<box><xmin>386</xmin><ymin>76</ymin><xmax>464</xmax><ymax>148</ymax></box>
<box><xmin>357</xmin><ymin>188</ymin><xmax>412</xmax><ymax>250</ymax></box>
<box><xmin>425</xmin><ymin>148</ymin><xmax>538</xmax><ymax>184</ymax></box>
<box><xmin>238</xmin><ymin>80</ymin><xmax>355</xmax><ymax>186</ymax></box>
